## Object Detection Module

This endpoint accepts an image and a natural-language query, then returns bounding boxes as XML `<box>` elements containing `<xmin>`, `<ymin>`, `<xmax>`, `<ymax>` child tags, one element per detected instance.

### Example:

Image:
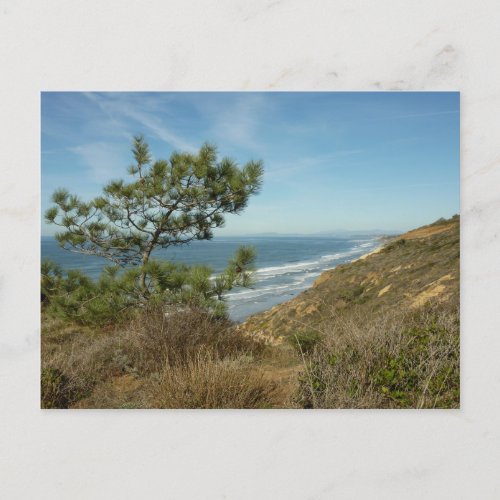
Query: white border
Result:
<box><xmin>1</xmin><ymin>1</ymin><xmax>499</xmax><ymax>498</ymax></box>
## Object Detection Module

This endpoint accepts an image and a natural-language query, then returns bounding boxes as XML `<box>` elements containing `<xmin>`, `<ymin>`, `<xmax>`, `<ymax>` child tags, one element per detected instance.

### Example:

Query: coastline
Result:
<box><xmin>43</xmin><ymin>234</ymin><xmax>387</xmax><ymax>323</ymax></box>
<box><xmin>350</xmin><ymin>234</ymin><xmax>396</xmax><ymax>263</ymax></box>
<box><xmin>352</xmin><ymin>240</ymin><xmax>385</xmax><ymax>262</ymax></box>
<box><xmin>237</xmin><ymin>238</ymin><xmax>389</xmax><ymax>335</ymax></box>
<box><xmin>229</xmin><ymin>237</ymin><xmax>385</xmax><ymax>322</ymax></box>
<box><xmin>238</xmin><ymin>218</ymin><xmax>459</xmax><ymax>346</ymax></box>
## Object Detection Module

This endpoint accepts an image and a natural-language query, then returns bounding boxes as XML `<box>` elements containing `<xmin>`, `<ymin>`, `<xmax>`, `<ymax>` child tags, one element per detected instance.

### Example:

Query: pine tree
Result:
<box><xmin>44</xmin><ymin>136</ymin><xmax>264</xmax><ymax>320</ymax></box>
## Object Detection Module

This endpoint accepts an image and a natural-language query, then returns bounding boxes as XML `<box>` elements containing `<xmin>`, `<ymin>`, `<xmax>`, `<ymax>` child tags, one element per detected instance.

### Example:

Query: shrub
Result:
<box><xmin>41</xmin><ymin>246</ymin><xmax>258</xmax><ymax>326</ymax></box>
<box><xmin>296</xmin><ymin>302</ymin><xmax>459</xmax><ymax>409</ymax></box>
<box><xmin>41</xmin><ymin>261</ymin><xmax>139</xmax><ymax>326</ymax></box>
<box><xmin>382</xmin><ymin>238</ymin><xmax>406</xmax><ymax>253</ymax></box>
<box><xmin>41</xmin><ymin>304</ymin><xmax>269</xmax><ymax>408</ymax></box>
<box><xmin>122</xmin><ymin>304</ymin><xmax>264</xmax><ymax>372</ymax></box>
<box><xmin>152</xmin><ymin>349</ymin><xmax>277</xmax><ymax>409</ymax></box>
<box><xmin>41</xmin><ymin>317</ymin><xmax>137</xmax><ymax>408</ymax></box>
<box><xmin>338</xmin><ymin>285</ymin><xmax>365</xmax><ymax>303</ymax></box>
<box><xmin>41</xmin><ymin>367</ymin><xmax>72</xmax><ymax>409</ymax></box>
<box><xmin>288</xmin><ymin>330</ymin><xmax>322</xmax><ymax>355</ymax></box>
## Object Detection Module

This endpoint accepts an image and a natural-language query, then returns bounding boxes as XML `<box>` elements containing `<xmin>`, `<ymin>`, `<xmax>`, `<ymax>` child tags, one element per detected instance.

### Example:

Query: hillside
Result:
<box><xmin>41</xmin><ymin>216</ymin><xmax>459</xmax><ymax>409</ymax></box>
<box><xmin>239</xmin><ymin>215</ymin><xmax>459</xmax><ymax>343</ymax></box>
<box><xmin>231</xmin><ymin>215</ymin><xmax>460</xmax><ymax>409</ymax></box>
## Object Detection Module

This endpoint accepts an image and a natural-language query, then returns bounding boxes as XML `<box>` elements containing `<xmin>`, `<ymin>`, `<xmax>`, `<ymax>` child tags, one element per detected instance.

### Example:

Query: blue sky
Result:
<box><xmin>41</xmin><ymin>92</ymin><xmax>459</xmax><ymax>236</ymax></box>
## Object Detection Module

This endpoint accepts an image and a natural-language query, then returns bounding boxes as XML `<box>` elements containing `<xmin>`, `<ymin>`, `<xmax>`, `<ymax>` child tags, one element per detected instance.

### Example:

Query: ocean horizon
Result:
<box><xmin>41</xmin><ymin>234</ymin><xmax>382</xmax><ymax>322</ymax></box>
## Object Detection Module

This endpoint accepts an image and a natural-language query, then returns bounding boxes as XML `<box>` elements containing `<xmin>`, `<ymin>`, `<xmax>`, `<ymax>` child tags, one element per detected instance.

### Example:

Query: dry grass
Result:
<box><xmin>41</xmin><ymin>298</ymin><xmax>459</xmax><ymax>409</ymax></box>
<box><xmin>41</xmin><ymin>317</ymin><xmax>130</xmax><ymax>407</ymax></box>
<box><xmin>123</xmin><ymin>305</ymin><xmax>263</xmax><ymax>372</ymax></box>
<box><xmin>42</xmin><ymin>216</ymin><xmax>460</xmax><ymax>409</ymax></box>
<box><xmin>41</xmin><ymin>304</ymin><xmax>276</xmax><ymax>409</ymax></box>
<box><xmin>152</xmin><ymin>349</ymin><xmax>277</xmax><ymax>409</ymax></box>
<box><xmin>295</xmin><ymin>299</ymin><xmax>459</xmax><ymax>409</ymax></box>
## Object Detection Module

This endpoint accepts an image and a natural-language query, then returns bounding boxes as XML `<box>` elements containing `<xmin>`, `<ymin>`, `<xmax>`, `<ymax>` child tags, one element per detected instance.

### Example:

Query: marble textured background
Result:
<box><xmin>1</xmin><ymin>1</ymin><xmax>499</xmax><ymax>498</ymax></box>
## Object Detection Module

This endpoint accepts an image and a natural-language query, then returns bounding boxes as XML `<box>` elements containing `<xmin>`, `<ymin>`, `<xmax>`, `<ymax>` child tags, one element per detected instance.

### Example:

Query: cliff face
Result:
<box><xmin>239</xmin><ymin>216</ymin><xmax>459</xmax><ymax>343</ymax></box>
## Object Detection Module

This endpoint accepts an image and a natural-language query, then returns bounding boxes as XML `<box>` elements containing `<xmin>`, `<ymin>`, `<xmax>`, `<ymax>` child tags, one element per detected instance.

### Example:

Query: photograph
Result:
<box><xmin>41</xmin><ymin>91</ymin><xmax>460</xmax><ymax>409</ymax></box>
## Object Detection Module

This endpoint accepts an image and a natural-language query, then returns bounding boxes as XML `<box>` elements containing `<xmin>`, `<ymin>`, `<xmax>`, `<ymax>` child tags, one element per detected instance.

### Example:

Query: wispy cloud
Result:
<box><xmin>68</xmin><ymin>142</ymin><xmax>127</xmax><ymax>183</ymax></box>
<box><xmin>191</xmin><ymin>93</ymin><xmax>271</xmax><ymax>153</ymax></box>
<box><xmin>83</xmin><ymin>93</ymin><xmax>197</xmax><ymax>152</ymax></box>
<box><xmin>359</xmin><ymin>109</ymin><xmax>460</xmax><ymax>123</ymax></box>
<box><xmin>341</xmin><ymin>180</ymin><xmax>457</xmax><ymax>195</ymax></box>
<box><xmin>42</xmin><ymin>92</ymin><xmax>460</xmax><ymax>236</ymax></box>
<box><xmin>266</xmin><ymin>149</ymin><xmax>363</xmax><ymax>177</ymax></box>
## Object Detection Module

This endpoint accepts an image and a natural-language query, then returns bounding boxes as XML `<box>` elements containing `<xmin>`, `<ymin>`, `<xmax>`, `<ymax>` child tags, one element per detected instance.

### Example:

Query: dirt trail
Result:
<box><xmin>257</xmin><ymin>345</ymin><xmax>303</xmax><ymax>408</ymax></box>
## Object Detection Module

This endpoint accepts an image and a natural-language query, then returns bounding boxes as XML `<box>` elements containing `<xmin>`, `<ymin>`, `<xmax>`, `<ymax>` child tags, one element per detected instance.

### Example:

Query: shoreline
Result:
<box><xmin>238</xmin><ymin>216</ymin><xmax>459</xmax><ymax>345</ymax></box>
<box><xmin>236</xmin><ymin>239</ymin><xmax>388</xmax><ymax>325</ymax></box>
<box><xmin>353</xmin><ymin>242</ymin><xmax>385</xmax><ymax>262</ymax></box>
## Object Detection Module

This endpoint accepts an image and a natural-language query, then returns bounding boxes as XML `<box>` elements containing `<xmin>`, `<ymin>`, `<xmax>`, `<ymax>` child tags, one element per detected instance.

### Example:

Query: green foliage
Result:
<box><xmin>289</xmin><ymin>330</ymin><xmax>322</xmax><ymax>355</ymax></box>
<box><xmin>145</xmin><ymin>246</ymin><xmax>256</xmax><ymax>317</ymax></box>
<box><xmin>373</xmin><ymin>322</ymin><xmax>457</xmax><ymax>406</ymax></box>
<box><xmin>42</xmin><ymin>240</ymin><xmax>257</xmax><ymax>324</ymax></box>
<box><xmin>42</xmin><ymin>259</ymin><xmax>140</xmax><ymax>325</ymax></box>
<box><xmin>45</xmin><ymin>136</ymin><xmax>264</xmax><ymax>269</ymax></box>
<box><xmin>296</xmin><ymin>305</ymin><xmax>460</xmax><ymax>409</ymax></box>
<box><xmin>374</xmin><ymin>356</ymin><xmax>418</xmax><ymax>406</ymax></box>
<box><xmin>43</xmin><ymin>136</ymin><xmax>263</xmax><ymax>323</ymax></box>
<box><xmin>338</xmin><ymin>284</ymin><xmax>365</xmax><ymax>303</ymax></box>
<box><xmin>382</xmin><ymin>238</ymin><xmax>406</xmax><ymax>253</ymax></box>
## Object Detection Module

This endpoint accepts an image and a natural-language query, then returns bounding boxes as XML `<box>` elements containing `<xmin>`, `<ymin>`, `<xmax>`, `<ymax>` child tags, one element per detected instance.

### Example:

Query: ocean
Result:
<box><xmin>41</xmin><ymin>235</ymin><xmax>380</xmax><ymax>322</ymax></box>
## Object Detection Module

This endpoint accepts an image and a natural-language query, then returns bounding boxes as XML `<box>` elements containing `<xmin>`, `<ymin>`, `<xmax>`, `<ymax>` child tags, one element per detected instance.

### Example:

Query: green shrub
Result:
<box><xmin>289</xmin><ymin>330</ymin><xmax>322</xmax><ymax>355</ymax></box>
<box><xmin>382</xmin><ymin>238</ymin><xmax>406</xmax><ymax>253</ymax></box>
<box><xmin>296</xmin><ymin>303</ymin><xmax>459</xmax><ymax>409</ymax></box>
<box><xmin>41</xmin><ymin>261</ymin><xmax>139</xmax><ymax>326</ymax></box>
<box><xmin>41</xmin><ymin>246</ymin><xmax>258</xmax><ymax>326</ymax></box>
<box><xmin>338</xmin><ymin>285</ymin><xmax>369</xmax><ymax>304</ymax></box>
